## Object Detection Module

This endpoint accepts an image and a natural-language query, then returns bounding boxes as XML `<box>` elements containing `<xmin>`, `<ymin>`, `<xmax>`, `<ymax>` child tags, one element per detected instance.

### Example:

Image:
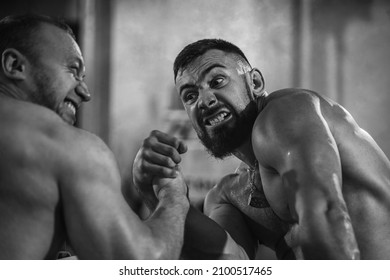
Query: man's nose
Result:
<box><xmin>76</xmin><ymin>81</ymin><xmax>91</xmax><ymax>102</ymax></box>
<box><xmin>198</xmin><ymin>90</ymin><xmax>217</xmax><ymax>109</ymax></box>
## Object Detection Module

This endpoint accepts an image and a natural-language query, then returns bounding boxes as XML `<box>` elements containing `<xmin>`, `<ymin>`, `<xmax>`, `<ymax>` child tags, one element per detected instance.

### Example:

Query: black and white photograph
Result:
<box><xmin>0</xmin><ymin>0</ymin><xmax>389</xmax><ymax>278</ymax></box>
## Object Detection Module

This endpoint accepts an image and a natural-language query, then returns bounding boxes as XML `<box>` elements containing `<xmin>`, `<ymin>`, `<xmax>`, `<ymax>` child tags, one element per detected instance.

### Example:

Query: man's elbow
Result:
<box><xmin>219</xmin><ymin>232</ymin><xmax>250</xmax><ymax>260</ymax></box>
<box><xmin>139</xmin><ymin>239</ymin><xmax>182</xmax><ymax>260</ymax></box>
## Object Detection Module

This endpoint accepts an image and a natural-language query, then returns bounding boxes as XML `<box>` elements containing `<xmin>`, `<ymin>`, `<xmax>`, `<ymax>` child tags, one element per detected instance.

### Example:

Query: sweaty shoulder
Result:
<box><xmin>254</xmin><ymin>88</ymin><xmax>358</xmax><ymax>142</ymax></box>
<box><xmin>0</xmin><ymin>97</ymin><xmax>117</xmax><ymax>185</ymax></box>
<box><xmin>255</xmin><ymin>88</ymin><xmax>321</xmax><ymax>127</ymax></box>
<box><xmin>44</xmin><ymin>115</ymin><xmax>119</xmax><ymax>190</ymax></box>
<box><xmin>252</xmin><ymin>88</ymin><xmax>320</xmax><ymax>144</ymax></box>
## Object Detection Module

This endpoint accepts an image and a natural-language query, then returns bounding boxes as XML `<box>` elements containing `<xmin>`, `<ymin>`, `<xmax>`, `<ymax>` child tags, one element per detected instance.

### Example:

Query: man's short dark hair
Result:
<box><xmin>0</xmin><ymin>14</ymin><xmax>75</xmax><ymax>63</ymax></box>
<box><xmin>173</xmin><ymin>38</ymin><xmax>252</xmax><ymax>81</ymax></box>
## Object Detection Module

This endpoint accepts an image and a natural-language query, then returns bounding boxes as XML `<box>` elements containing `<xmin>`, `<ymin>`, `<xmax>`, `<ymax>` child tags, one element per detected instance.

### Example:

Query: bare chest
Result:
<box><xmin>258</xmin><ymin>167</ymin><xmax>296</xmax><ymax>223</ymax></box>
<box><xmin>224</xmin><ymin>169</ymin><xmax>291</xmax><ymax>247</ymax></box>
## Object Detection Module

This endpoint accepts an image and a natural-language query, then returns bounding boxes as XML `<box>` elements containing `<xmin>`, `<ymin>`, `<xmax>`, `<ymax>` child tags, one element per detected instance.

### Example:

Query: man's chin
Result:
<box><xmin>199</xmin><ymin>120</ymin><xmax>254</xmax><ymax>159</ymax></box>
<box><xmin>198</xmin><ymin>131</ymin><xmax>237</xmax><ymax>159</ymax></box>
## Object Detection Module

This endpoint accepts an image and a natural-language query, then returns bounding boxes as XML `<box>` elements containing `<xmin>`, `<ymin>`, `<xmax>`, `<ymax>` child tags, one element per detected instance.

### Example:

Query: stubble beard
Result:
<box><xmin>31</xmin><ymin>68</ymin><xmax>59</xmax><ymax>113</ymax></box>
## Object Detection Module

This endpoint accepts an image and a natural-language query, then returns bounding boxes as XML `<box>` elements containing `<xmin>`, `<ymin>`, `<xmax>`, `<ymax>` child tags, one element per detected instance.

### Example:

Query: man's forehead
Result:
<box><xmin>35</xmin><ymin>23</ymin><xmax>82</xmax><ymax>59</ymax></box>
<box><xmin>175</xmin><ymin>49</ymin><xmax>238</xmax><ymax>84</ymax></box>
<box><xmin>187</xmin><ymin>49</ymin><xmax>236</xmax><ymax>72</ymax></box>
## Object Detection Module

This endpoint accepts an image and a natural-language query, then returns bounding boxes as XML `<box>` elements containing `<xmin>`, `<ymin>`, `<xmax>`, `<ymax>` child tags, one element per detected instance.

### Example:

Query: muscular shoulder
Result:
<box><xmin>0</xmin><ymin>98</ymin><xmax>118</xmax><ymax>184</ymax></box>
<box><xmin>50</xmin><ymin>123</ymin><xmax>120</xmax><ymax>189</ymax></box>
<box><xmin>204</xmin><ymin>173</ymin><xmax>239</xmax><ymax>215</ymax></box>
<box><xmin>252</xmin><ymin>89</ymin><xmax>324</xmax><ymax>166</ymax></box>
<box><xmin>259</xmin><ymin>88</ymin><xmax>320</xmax><ymax>125</ymax></box>
<box><xmin>0</xmin><ymin>99</ymin><xmax>65</xmax><ymax>165</ymax></box>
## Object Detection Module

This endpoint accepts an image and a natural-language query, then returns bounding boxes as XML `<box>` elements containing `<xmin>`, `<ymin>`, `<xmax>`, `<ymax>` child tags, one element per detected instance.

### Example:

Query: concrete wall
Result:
<box><xmin>306</xmin><ymin>0</ymin><xmax>390</xmax><ymax>157</ymax></box>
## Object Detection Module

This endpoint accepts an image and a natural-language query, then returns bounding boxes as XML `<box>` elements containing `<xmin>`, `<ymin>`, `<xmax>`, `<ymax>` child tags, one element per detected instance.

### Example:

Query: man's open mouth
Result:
<box><xmin>64</xmin><ymin>99</ymin><xmax>77</xmax><ymax>116</ymax></box>
<box><xmin>204</xmin><ymin>111</ymin><xmax>232</xmax><ymax>127</ymax></box>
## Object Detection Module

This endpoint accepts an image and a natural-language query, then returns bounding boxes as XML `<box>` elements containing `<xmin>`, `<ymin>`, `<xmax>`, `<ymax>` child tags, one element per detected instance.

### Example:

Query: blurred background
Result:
<box><xmin>1</xmin><ymin>0</ymin><xmax>390</xmax><ymax>258</ymax></box>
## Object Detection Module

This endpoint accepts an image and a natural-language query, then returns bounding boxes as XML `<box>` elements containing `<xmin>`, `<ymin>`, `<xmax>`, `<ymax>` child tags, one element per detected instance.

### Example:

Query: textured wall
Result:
<box><xmin>307</xmin><ymin>0</ymin><xmax>390</xmax><ymax>157</ymax></box>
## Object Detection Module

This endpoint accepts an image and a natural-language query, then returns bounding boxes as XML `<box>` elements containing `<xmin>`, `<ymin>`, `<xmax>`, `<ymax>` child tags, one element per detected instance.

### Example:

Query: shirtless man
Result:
<box><xmin>133</xmin><ymin>39</ymin><xmax>390</xmax><ymax>259</ymax></box>
<box><xmin>0</xmin><ymin>14</ymin><xmax>189</xmax><ymax>259</ymax></box>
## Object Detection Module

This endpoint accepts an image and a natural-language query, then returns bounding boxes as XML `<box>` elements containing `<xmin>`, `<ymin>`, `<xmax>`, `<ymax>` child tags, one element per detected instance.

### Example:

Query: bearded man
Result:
<box><xmin>133</xmin><ymin>39</ymin><xmax>390</xmax><ymax>259</ymax></box>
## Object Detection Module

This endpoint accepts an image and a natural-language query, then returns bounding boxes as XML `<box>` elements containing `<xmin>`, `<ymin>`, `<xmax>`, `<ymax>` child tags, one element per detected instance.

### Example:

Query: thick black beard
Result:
<box><xmin>197</xmin><ymin>101</ymin><xmax>258</xmax><ymax>159</ymax></box>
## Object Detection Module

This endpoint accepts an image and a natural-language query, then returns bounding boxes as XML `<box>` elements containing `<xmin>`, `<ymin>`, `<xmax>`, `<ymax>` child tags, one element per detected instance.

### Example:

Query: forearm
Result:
<box><xmin>144</xmin><ymin>189</ymin><xmax>189</xmax><ymax>259</ymax></box>
<box><xmin>181</xmin><ymin>207</ymin><xmax>248</xmax><ymax>259</ymax></box>
<box><xmin>133</xmin><ymin>167</ymin><xmax>181</xmax><ymax>211</ymax></box>
<box><xmin>300</xmin><ymin>206</ymin><xmax>360</xmax><ymax>259</ymax></box>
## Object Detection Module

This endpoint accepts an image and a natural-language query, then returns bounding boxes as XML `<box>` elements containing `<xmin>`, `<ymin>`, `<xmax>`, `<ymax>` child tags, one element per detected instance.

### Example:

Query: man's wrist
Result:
<box><xmin>157</xmin><ymin>189</ymin><xmax>190</xmax><ymax>209</ymax></box>
<box><xmin>134</xmin><ymin>180</ymin><xmax>158</xmax><ymax>210</ymax></box>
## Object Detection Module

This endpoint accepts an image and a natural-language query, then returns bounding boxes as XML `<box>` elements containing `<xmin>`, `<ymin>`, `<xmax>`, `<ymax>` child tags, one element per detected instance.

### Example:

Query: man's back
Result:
<box><xmin>0</xmin><ymin>94</ymin><xmax>190</xmax><ymax>260</ymax></box>
<box><xmin>0</xmin><ymin>96</ymin><xmax>68</xmax><ymax>259</ymax></box>
<box><xmin>0</xmin><ymin>13</ymin><xmax>190</xmax><ymax>260</ymax></box>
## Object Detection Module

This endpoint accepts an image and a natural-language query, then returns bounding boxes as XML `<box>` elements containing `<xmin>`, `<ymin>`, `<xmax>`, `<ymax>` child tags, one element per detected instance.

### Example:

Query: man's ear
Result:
<box><xmin>1</xmin><ymin>48</ymin><xmax>28</xmax><ymax>80</ymax></box>
<box><xmin>249</xmin><ymin>68</ymin><xmax>265</xmax><ymax>97</ymax></box>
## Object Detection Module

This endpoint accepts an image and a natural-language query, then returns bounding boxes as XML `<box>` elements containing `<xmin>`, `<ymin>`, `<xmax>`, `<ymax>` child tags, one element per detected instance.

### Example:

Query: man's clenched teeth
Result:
<box><xmin>206</xmin><ymin>112</ymin><xmax>230</xmax><ymax>126</ymax></box>
<box><xmin>65</xmin><ymin>101</ymin><xmax>76</xmax><ymax>115</ymax></box>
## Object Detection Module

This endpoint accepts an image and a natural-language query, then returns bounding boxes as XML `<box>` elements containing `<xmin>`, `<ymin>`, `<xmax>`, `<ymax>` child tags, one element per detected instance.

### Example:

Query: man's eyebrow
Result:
<box><xmin>179</xmin><ymin>84</ymin><xmax>196</xmax><ymax>96</ymax></box>
<box><xmin>201</xmin><ymin>63</ymin><xmax>226</xmax><ymax>79</ymax></box>
<box><xmin>179</xmin><ymin>63</ymin><xmax>226</xmax><ymax>96</ymax></box>
<box><xmin>67</xmin><ymin>57</ymin><xmax>86</xmax><ymax>81</ymax></box>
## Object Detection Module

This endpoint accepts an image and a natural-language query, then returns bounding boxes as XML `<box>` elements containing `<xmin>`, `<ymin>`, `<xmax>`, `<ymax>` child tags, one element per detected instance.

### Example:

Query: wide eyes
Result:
<box><xmin>181</xmin><ymin>76</ymin><xmax>226</xmax><ymax>105</ymax></box>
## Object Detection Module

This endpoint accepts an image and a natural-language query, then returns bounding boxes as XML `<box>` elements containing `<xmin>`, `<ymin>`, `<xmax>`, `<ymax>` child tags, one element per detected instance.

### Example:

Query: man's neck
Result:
<box><xmin>232</xmin><ymin>94</ymin><xmax>268</xmax><ymax>169</ymax></box>
<box><xmin>0</xmin><ymin>83</ymin><xmax>27</xmax><ymax>101</ymax></box>
<box><xmin>233</xmin><ymin>138</ymin><xmax>257</xmax><ymax>169</ymax></box>
<box><xmin>256</xmin><ymin>91</ymin><xmax>268</xmax><ymax>113</ymax></box>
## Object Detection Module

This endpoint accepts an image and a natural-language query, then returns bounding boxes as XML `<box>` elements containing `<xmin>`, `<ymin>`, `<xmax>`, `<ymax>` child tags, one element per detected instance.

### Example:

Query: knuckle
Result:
<box><xmin>138</xmin><ymin>148</ymin><xmax>148</xmax><ymax>159</ymax></box>
<box><xmin>141</xmin><ymin>153</ymin><xmax>153</xmax><ymax>165</ymax></box>
<box><xmin>142</xmin><ymin>138</ymin><xmax>150</xmax><ymax>147</ymax></box>
<box><xmin>138</xmin><ymin>160</ymin><xmax>147</xmax><ymax>172</ymax></box>
<box><xmin>150</xmin><ymin>130</ymin><xmax>160</xmax><ymax>137</ymax></box>
<box><xmin>143</xmin><ymin>136</ymin><xmax>156</xmax><ymax>148</ymax></box>
<box><xmin>164</xmin><ymin>157</ymin><xmax>174</xmax><ymax>167</ymax></box>
<box><xmin>173</xmin><ymin>138</ymin><xmax>180</xmax><ymax>148</ymax></box>
<box><xmin>166</xmin><ymin>146</ymin><xmax>176</xmax><ymax>156</ymax></box>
